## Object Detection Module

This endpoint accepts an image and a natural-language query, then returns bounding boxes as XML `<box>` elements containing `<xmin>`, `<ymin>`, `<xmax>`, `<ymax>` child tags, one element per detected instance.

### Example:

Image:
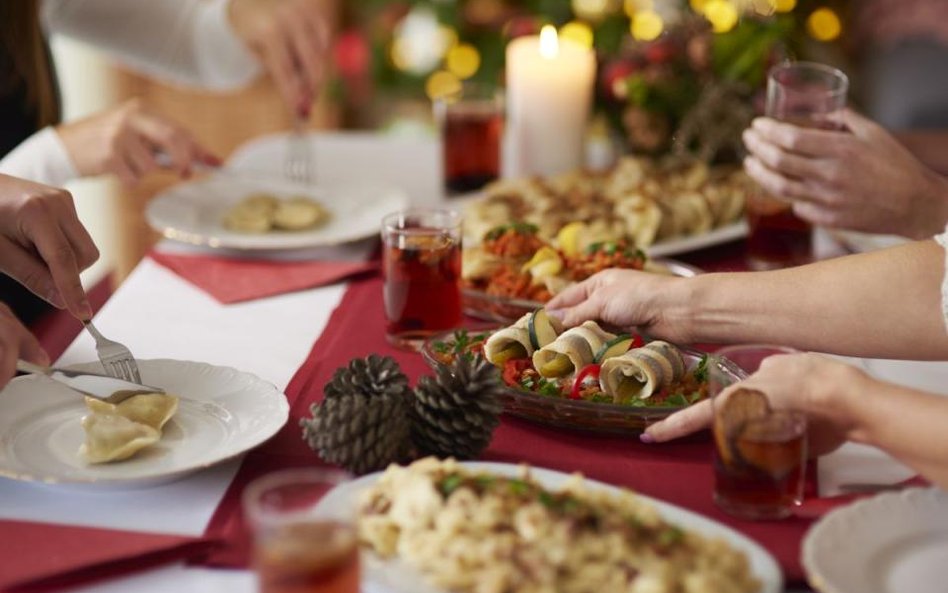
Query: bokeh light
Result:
<box><xmin>446</xmin><ymin>43</ymin><xmax>481</xmax><ymax>79</ymax></box>
<box><xmin>391</xmin><ymin>7</ymin><xmax>453</xmax><ymax>74</ymax></box>
<box><xmin>624</xmin><ymin>0</ymin><xmax>653</xmax><ymax>17</ymax></box>
<box><xmin>631</xmin><ymin>10</ymin><xmax>664</xmax><ymax>41</ymax></box>
<box><xmin>572</xmin><ymin>0</ymin><xmax>612</xmax><ymax>22</ymax></box>
<box><xmin>775</xmin><ymin>0</ymin><xmax>796</xmax><ymax>12</ymax></box>
<box><xmin>560</xmin><ymin>20</ymin><xmax>595</xmax><ymax>48</ymax></box>
<box><xmin>425</xmin><ymin>70</ymin><xmax>461</xmax><ymax>100</ymax></box>
<box><xmin>689</xmin><ymin>0</ymin><xmax>707</xmax><ymax>12</ymax></box>
<box><xmin>807</xmin><ymin>7</ymin><xmax>841</xmax><ymax>41</ymax></box>
<box><xmin>703</xmin><ymin>0</ymin><xmax>739</xmax><ymax>33</ymax></box>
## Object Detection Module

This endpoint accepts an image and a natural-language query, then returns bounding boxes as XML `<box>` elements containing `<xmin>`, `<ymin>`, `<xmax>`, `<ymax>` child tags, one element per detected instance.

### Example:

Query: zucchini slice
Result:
<box><xmin>594</xmin><ymin>334</ymin><xmax>633</xmax><ymax>363</ymax></box>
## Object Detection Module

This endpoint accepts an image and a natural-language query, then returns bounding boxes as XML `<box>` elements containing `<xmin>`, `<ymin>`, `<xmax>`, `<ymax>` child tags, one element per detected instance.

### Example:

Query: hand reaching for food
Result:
<box><xmin>56</xmin><ymin>99</ymin><xmax>220</xmax><ymax>186</ymax></box>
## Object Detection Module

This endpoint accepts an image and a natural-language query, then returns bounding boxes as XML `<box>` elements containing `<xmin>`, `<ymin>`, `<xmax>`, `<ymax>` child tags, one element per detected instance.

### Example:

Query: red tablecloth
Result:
<box><xmin>201</xmin><ymin>249</ymin><xmax>818</xmax><ymax>585</ymax></box>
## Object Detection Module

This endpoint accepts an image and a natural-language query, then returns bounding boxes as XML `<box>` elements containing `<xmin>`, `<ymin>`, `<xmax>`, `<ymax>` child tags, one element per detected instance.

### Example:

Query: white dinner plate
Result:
<box><xmin>803</xmin><ymin>487</ymin><xmax>948</xmax><ymax>593</ymax></box>
<box><xmin>0</xmin><ymin>359</ymin><xmax>288</xmax><ymax>488</ymax></box>
<box><xmin>146</xmin><ymin>173</ymin><xmax>408</xmax><ymax>250</ymax></box>
<box><xmin>317</xmin><ymin>461</ymin><xmax>783</xmax><ymax>593</ymax></box>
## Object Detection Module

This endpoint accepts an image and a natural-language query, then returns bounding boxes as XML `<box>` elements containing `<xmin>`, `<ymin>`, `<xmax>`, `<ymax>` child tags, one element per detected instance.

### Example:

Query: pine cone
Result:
<box><xmin>324</xmin><ymin>354</ymin><xmax>410</xmax><ymax>401</ymax></box>
<box><xmin>412</xmin><ymin>356</ymin><xmax>504</xmax><ymax>460</ymax></box>
<box><xmin>300</xmin><ymin>390</ymin><xmax>411</xmax><ymax>475</ymax></box>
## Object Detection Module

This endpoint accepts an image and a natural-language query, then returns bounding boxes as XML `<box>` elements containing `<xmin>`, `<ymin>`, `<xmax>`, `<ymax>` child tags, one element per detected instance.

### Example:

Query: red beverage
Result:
<box><xmin>443</xmin><ymin>106</ymin><xmax>503</xmax><ymax>194</ymax></box>
<box><xmin>383</xmin><ymin>219</ymin><xmax>462</xmax><ymax>349</ymax></box>
<box><xmin>713</xmin><ymin>412</ymin><xmax>807</xmax><ymax>520</ymax></box>
<box><xmin>745</xmin><ymin>193</ymin><xmax>813</xmax><ymax>270</ymax></box>
<box><xmin>255</xmin><ymin>521</ymin><xmax>359</xmax><ymax>593</ymax></box>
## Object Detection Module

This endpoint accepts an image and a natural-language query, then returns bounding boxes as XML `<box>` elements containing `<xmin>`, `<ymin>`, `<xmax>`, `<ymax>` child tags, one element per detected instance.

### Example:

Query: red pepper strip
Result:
<box><xmin>570</xmin><ymin>363</ymin><xmax>601</xmax><ymax>400</ymax></box>
<box><xmin>502</xmin><ymin>358</ymin><xmax>533</xmax><ymax>387</ymax></box>
<box><xmin>630</xmin><ymin>334</ymin><xmax>645</xmax><ymax>349</ymax></box>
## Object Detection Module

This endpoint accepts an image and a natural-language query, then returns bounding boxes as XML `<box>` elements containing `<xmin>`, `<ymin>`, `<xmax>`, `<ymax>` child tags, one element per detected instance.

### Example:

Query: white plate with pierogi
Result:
<box><xmin>0</xmin><ymin>359</ymin><xmax>288</xmax><ymax>488</ymax></box>
<box><xmin>147</xmin><ymin>173</ymin><xmax>408</xmax><ymax>251</ymax></box>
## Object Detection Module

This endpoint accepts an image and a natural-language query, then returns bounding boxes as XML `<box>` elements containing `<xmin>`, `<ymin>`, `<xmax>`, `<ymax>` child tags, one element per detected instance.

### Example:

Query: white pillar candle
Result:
<box><xmin>505</xmin><ymin>26</ymin><xmax>596</xmax><ymax>177</ymax></box>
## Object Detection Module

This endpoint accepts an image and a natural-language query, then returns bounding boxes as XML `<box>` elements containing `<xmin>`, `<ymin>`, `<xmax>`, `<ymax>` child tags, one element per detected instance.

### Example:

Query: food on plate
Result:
<box><xmin>463</xmin><ymin>156</ymin><xmax>749</xmax><ymax>249</ymax></box>
<box><xmin>435</xmin><ymin>314</ymin><xmax>710</xmax><ymax>407</ymax></box>
<box><xmin>79</xmin><ymin>392</ymin><xmax>180</xmax><ymax>464</ymax></box>
<box><xmin>357</xmin><ymin>458</ymin><xmax>760</xmax><ymax>593</ymax></box>
<box><xmin>223</xmin><ymin>192</ymin><xmax>329</xmax><ymax>233</ymax></box>
<box><xmin>463</xmin><ymin>222</ymin><xmax>648</xmax><ymax>303</ymax></box>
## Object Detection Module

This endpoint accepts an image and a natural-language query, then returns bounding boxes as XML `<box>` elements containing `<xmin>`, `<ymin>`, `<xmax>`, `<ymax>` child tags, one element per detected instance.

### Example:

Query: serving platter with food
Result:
<box><xmin>462</xmin><ymin>221</ymin><xmax>702</xmax><ymax>322</ymax></box>
<box><xmin>317</xmin><ymin>458</ymin><xmax>782</xmax><ymax>593</ymax></box>
<box><xmin>462</xmin><ymin>155</ymin><xmax>750</xmax><ymax>258</ymax></box>
<box><xmin>423</xmin><ymin>311</ymin><xmax>745</xmax><ymax>434</ymax></box>
<box><xmin>146</xmin><ymin>173</ymin><xmax>408</xmax><ymax>251</ymax></box>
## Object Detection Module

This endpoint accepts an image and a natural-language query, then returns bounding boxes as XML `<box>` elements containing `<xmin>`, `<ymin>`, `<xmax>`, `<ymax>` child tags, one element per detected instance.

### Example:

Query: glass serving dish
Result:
<box><xmin>421</xmin><ymin>331</ymin><xmax>747</xmax><ymax>435</ymax></box>
<box><xmin>462</xmin><ymin>258</ymin><xmax>703</xmax><ymax>323</ymax></box>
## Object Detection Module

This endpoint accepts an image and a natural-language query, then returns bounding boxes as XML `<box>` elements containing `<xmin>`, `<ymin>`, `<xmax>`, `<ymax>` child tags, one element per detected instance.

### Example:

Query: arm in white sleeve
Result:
<box><xmin>41</xmin><ymin>0</ymin><xmax>261</xmax><ymax>91</ymax></box>
<box><xmin>0</xmin><ymin>128</ymin><xmax>79</xmax><ymax>188</ymax></box>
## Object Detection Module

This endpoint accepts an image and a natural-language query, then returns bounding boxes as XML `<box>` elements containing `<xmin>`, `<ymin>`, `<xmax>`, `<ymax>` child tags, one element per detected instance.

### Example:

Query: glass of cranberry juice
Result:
<box><xmin>382</xmin><ymin>208</ymin><xmax>462</xmax><ymax>350</ymax></box>
<box><xmin>746</xmin><ymin>61</ymin><xmax>848</xmax><ymax>270</ymax></box>
<box><xmin>243</xmin><ymin>469</ymin><xmax>358</xmax><ymax>593</ymax></box>
<box><xmin>434</xmin><ymin>82</ymin><xmax>504</xmax><ymax>196</ymax></box>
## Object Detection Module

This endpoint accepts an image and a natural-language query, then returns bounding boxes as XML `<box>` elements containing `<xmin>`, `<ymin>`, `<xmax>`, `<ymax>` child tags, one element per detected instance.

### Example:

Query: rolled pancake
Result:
<box><xmin>599</xmin><ymin>341</ymin><xmax>686</xmax><ymax>402</ymax></box>
<box><xmin>484</xmin><ymin>313</ymin><xmax>534</xmax><ymax>365</ymax></box>
<box><xmin>532</xmin><ymin>321</ymin><xmax>615</xmax><ymax>377</ymax></box>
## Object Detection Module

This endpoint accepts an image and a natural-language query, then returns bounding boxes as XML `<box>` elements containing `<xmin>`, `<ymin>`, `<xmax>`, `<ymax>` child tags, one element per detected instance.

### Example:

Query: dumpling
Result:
<box><xmin>272</xmin><ymin>197</ymin><xmax>329</xmax><ymax>231</ymax></box>
<box><xmin>79</xmin><ymin>413</ymin><xmax>161</xmax><ymax>464</ymax></box>
<box><xmin>85</xmin><ymin>392</ymin><xmax>179</xmax><ymax>431</ymax></box>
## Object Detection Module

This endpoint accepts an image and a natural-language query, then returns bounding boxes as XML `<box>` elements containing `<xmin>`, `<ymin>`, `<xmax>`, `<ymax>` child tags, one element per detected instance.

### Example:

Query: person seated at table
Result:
<box><xmin>743</xmin><ymin>109</ymin><xmax>948</xmax><ymax>240</ymax></box>
<box><xmin>545</xmin><ymin>231</ymin><xmax>948</xmax><ymax>489</ymax></box>
<box><xmin>0</xmin><ymin>0</ymin><xmax>331</xmax><ymax>323</ymax></box>
<box><xmin>0</xmin><ymin>173</ymin><xmax>100</xmax><ymax>388</ymax></box>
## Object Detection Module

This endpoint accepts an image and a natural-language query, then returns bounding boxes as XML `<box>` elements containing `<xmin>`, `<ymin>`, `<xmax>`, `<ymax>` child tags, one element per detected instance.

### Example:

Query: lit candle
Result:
<box><xmin>505</xmin><ymin>26</ymin><xmax>596</xmax><ymax>177</ymax></box>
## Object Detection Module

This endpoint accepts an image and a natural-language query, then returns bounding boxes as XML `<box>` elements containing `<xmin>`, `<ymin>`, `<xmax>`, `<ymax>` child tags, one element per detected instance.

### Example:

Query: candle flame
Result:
<box><xmin>539</xmin><ymin>25</ymin><xmax>558</xmax><ymax>59</ymax></box>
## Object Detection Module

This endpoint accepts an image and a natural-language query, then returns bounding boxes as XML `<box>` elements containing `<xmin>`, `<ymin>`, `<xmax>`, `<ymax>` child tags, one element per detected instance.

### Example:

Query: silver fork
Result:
<box><xmin>284</xmin><ymin>114</ymin><xmax>314</xmax><ymax>185</ymax></box>
<box><xmin>83</xmin><ymin>321</ymin><xmax>142</xmax><ymax>384</ymax></box>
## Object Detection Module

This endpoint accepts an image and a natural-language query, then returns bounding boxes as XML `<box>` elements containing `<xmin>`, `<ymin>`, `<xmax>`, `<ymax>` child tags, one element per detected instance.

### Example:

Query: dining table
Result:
<box><xmin>1</xmin><ymin>130</ymin><xmax>945</xmax><ymax>593</ymax></box>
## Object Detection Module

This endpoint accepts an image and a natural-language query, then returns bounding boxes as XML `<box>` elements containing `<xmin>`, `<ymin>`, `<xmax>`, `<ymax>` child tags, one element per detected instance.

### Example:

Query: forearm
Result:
<box><xmin>896</xmin><ymin>131</ymin><xmax>948</xmax><ymax>176</ymax></box>
<box><xmin>842</xmin><ymin>374</ymin><xmax>948</xmax><ymax>490</ymax></box>
<box><xmin>42</xmin><ymin>0</ymin><xmax>260</xmax><ymax>90</ymax></box>
<box><xmin>682</xmin><ymin>240</ymin><xmax>948</xmax><ymax>358</ymax></box>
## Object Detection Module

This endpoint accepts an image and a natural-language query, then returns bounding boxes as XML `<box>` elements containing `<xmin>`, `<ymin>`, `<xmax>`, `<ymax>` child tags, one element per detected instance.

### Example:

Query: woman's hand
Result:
<box><xmin>56</xmin><ymin>100</ymin><xmax>219</xmax><ymax>185</ymax></box>
<box><xmin>228</xmin><ymin>0</ymin><xmax>331</xmax><ymax>116</ymax></box>
<box><xmin>0</xmin><ymin>302</ymin><xmax>49</xmax><ymax>390</ymax></box>
<box><xmin>743</xmin><ymin>109</ymin><xmax>948</xmax><ymax>239</ymax></box>
<box><xmin>545</xmin><ymin>269</ymin><xmax>695</xmax><ymax>343</ymax></box>
<box><xmin>643</xmin><ymin>353</ymin><xmax>866</xmax><ymax>457</ymax></box>
<box><xmin>0</xmin><ymin>174</ymin><xmax>99</xmax><ymax>320</ymax></box>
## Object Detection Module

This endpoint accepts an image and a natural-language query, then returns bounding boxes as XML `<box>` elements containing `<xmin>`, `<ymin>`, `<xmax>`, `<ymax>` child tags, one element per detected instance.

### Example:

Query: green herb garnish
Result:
<box><xmin>484</xmin><ymin>222</ymin><xmax>539</xmax><ymax>240</ymax></box>
<box><xmin>439</xmin><ymin>474</ymin><xmax>463</xmax><ymax>496</ymax></box>
<box><xmin>693</xmin><ymin>354</ymin><xmax>710</xmax><ymax>383</ymax></box>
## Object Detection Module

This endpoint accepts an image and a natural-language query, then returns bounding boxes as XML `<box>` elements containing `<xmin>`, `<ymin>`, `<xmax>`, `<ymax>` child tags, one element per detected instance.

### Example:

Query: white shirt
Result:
<box><xmin>937</xmin><ymin>227</ymin><xmax>948</xmax><ymax>330</ymax></box>
<box><xmin>0</xmin><ymin>0</ymin><xmax>260</xmax><ymax>187</ymax></box>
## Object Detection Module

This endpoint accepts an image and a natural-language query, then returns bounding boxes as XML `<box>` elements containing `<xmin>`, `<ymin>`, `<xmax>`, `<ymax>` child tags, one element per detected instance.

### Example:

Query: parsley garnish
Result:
<box><xmin>693</xmin><ymin>354</ymin><xmax>710</xmax><ymax>383</ymax></box>
<box><xmin>439</xmin><ymin>475</ymin><xmax>463</xmax><ymax>496</ymax></box>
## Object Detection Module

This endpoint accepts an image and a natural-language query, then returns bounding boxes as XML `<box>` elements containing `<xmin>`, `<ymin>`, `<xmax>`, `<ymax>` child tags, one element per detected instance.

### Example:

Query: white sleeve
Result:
<box><xmin>0</xmin><ymin>127</ymin><xmax>79</xmax><ymax>187</ymax></box>
<box><xmin>41</xmin><ymin>0</ymin><xmax>261</xmax><ymax>91</ymax></box>
<box><xmin>936</xmin><ymin>228</ymin><xmax>948</xmax><ymax>333</ymax></box>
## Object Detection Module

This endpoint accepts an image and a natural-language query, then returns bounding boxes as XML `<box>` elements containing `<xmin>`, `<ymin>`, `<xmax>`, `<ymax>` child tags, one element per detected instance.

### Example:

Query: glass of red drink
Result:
<box><xmin>746</xmin><ymin>61</ymin><xmax>848</xmax><ymax>270</ymax></box>
<box><xmin>382</xmin><ymin>208</ymin><xmax>462</xmax><ymax>350</ymax></box>
<box><xmin>434</xmin><ymin>82</ymin><xmax>504</xmax><ymax>196</ymax></box>
<box><xmin>243</xmin><ymin>469</ymin><xmax>358</xmax><ymax>593</ymax></box>
<box><xmin>710</xmin><ymin>345</ymin><xmax>807</xmax><ymax>520</ymax></box>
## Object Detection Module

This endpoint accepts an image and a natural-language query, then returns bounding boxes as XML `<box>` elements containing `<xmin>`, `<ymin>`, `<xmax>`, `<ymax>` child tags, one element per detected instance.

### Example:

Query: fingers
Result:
<box><xmin>642</xmin><ymin>399</ymin><xmax>713</xmax><ymax>443</ymax></box>
<box><xmin>0</xmin><ymin>303</ymin><xmax>49</xmax><ymax>390</ymax></box>
<box><xmin>285</xmin><ymin>10</ymin><xmax>324</xmax><ymax>112</ymax></box>
<box><xmin>132</xmin><ymin>113</ymin><xmax>211</xmax><ymax>178</ymax></box>
<box><xmin>57</xmin><ymin>201</ymin><xmax>99</xmax><ymax>273</ymax></box>
<box><xmin>742</xmin><ymin>128</ymin><xmax>831</xmax><ymax>182</ymax></box>
<box><xmin>0</xmin><ymin>235</ymin><xmax>64</xmax><ymax>309</ymax></box>
<box><xmin>751</xmin><ymin>117</ymin><xmax>847</xmax><ymax>157</ymax></box>
<box><xmin>262</xmin><ymin>30</ymin><xmax>307</xmax><ymax>116</ymax></box>
<box><xmin>743</xmin><ymin>157</ymin><xmax>835</xmax><ymax>205</ymax></box>
<box><xmin>18</xmin><ymin>203</ymin><xmax>91</xmax><ymax>320</ymax></box>
<box><xmin>554</xmin><ymin>297</ymin><xmax>606</xmax><ymax>329</ymax></box>
<box><xmin>546</xmin><ymin>278</ymin><xmax>594</xmax><ymax>311</ymax></box>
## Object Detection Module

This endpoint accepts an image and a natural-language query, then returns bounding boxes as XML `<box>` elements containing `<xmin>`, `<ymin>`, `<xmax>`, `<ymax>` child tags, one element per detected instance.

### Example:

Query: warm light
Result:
<box><xmin>560</xmin><ymin>21</ymin><xmax>594</xmax><ymax>48</ymax></box>
<box><xmin>775</xmin><ymin>0</ymin><xmax>796</xmax><ymax>12</ymax></box>
<box><xmin>631</xmin><ymin>10</ymin><xmax>664</xmax><ymax>41</ymax></box>
<box><xmin>689</xmin><ymin>0</ymin><xmax>707</xmax><ymax>12</ymax></box>
<box><xmin>425</xmin><ymin>70</ymin><xmax>461</xmax><ymax>100</ymax></box>
<box><xmin>446</xmin><ymin>43</ymin><xmax>481</xmax><ymax>79</ymax></box>
<box><xmin>624</xmin><ymin>0</ymin><xmax>653</xmax><ymax>17</ymax></box>
<box><xmin>807</xmin><ymin>7</ymin><xmax>841</xmax><ymax>41</ymax></box>
<box><xmin>752</xmin><ymin>0</ymin><xmax>775</xmax><ymax>16</ymax></box>
<box><xmin>572</xmin><ymin>0</ymin><xmax>611</xmax><ymax>21</ymax></box>
<box><xmin>704</xmin><ymin>0</ymin><xmax>739</xmax><ymax>33</ymax></box>
<box><xmin>540</xmin><ymin>25</ymin><xmax>559</xmax><ymax>58</ymax></box>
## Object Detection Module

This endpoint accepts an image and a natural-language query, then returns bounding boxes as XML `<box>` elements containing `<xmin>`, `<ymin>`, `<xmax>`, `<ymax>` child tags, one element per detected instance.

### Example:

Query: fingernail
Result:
<box><xmin>639</xmin><ymin>432</ymin><xmax>655</xmax><ymax>444</ymax></box>
<box><xmin>47</xmin><ymin>289</ymin><xmax>65</xmax><ymax>309</ymax></box>
<box><xmin>78</xmin><ymin>298</ymin><xmax>93</xmax><ymax>320</ymax></box>
<box><xmin>37</xmin><ymin>350</ymin><xmax>51</xmax><ymax>366</ymax></box>
<box><xmin>546</xmin><ymin>309</ymin><xmax>565</xmax><ymax>321</ymax></box>
<box><xmin>205</xmin><ymin>154</ymin><xmax>223</xmax><ymax>167</ymax></box>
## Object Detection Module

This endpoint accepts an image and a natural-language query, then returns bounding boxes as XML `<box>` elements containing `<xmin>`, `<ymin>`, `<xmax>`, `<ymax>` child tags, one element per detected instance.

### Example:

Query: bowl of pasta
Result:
<box><xmin>422</xmin><ymin>315</ymin><xmax>746</xmax><ymax>435</ymax></box>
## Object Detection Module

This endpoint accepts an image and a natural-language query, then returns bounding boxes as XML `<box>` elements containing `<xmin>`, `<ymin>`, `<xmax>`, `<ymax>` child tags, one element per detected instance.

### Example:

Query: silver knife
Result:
<box><xmin>16</xmin><ymin>359</ymin><xmax>165</xmax><ymax>403</ymax></box>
